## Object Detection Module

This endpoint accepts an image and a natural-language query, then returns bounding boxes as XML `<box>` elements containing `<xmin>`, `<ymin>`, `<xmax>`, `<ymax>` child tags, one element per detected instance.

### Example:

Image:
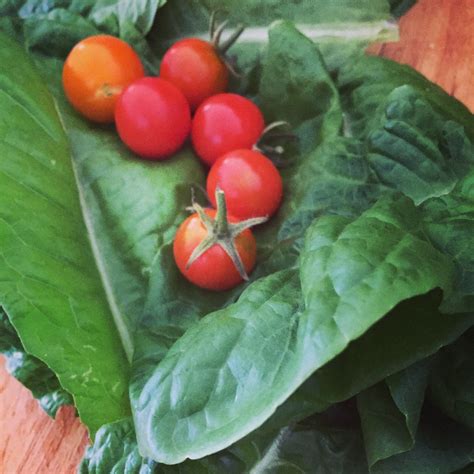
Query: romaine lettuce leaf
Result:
<box><xmin>0</xmin><ymin>307</ymin><xmax>72</xmax><ymax>417</ymax></box>
<box><xmin>0</xmin><ymin>31</ymin><xmax>130</xmax><ymax>434</ymax></box>
<box><xmin>357</xmin><ymin>359</ymin><xmax>432</xmax><ymax>466</ymax></box>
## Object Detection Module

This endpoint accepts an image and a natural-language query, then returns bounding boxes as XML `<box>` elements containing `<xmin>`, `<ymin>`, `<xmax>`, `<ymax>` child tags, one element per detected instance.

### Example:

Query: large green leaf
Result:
<box><xmin>421</xmin><ymin>171</ymin><xmax>474</xmax><ymax>313</ymax></box>
<box><xmin>258</xmin><ymin>21</ymin><xmax>342</xmax><ymax>132</ymax></box>
<box><xmin>365</xmin><ymin>86</ymin><xmax>474</xmax><ymax>205</ymax></box>
<box><xmin>132</xmin><ymin>269</ymin><xmax>302</xmax><ymax>463</ymax></box>
<box><xmin>292</xmin><ymin>290</ymin><xmax>473</xmax><ymax>415</ymax></box>
<box><xmin>132</xmin><ymin>194</ymin><xmax>453</xmax><ymax>463</ymax></box>
<box><xmin>0</xmin><ymin>31</ymin><xmax>129</xmax><ymax>433</ymax></box>
<box><xmin>429</xmin><ymin>329</ymin><xmax>474</xmax><ymax>429</ymax></box>
<box><xmin>80</xmin><ymin>410</ymin><xmax>369</xmax><ymax>474</ymax></box>
<box><xmin>0</xmin><ymin>307</ymin><xmax>72</xmax><ymax>417</ymax></box>
<box><xmin>372</xmin><ymin>404</ymin><xmax>474</xmax><ymax>473</ymax></box>
<box><xmin>357</xmin><ymin>359</ymin><xmax>431</xmax><ymax>467</ymax></box>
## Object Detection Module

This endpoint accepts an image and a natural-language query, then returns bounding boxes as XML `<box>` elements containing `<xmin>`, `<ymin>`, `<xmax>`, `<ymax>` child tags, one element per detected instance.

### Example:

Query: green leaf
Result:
<box><xmin>337</xmin><ymin>55</ymin><xmax>474</xmax><ymax>140</ymax></box>
<box><xmin>372</xmin><ymin>404</ymin><xmax>474</xmax><ymax>473</ymax></box>
<box><xmin>429</xmin><ymin>329</ymin><xmax>474</xmax><ymax>429</ymax></box>
<box><xmin>366</xmin><ymin>86</ymin><xmax>474</xmax><ymax>205</ymax></box>
<box><xmin>2</xmin><ymin>0</ymin><xmax>166</xmax><ymax>68</ymax></box>
<box><xmin>293</xmin><ymin>290</ymin><xmax>473</xmax><ymax>416</ymax></box>
<box><xmin>421</xmin><ymin>171</ymin><xmax>474</xmax><ymax>313</ymax></box>
<box><xmin>357</xmin><ymin>359</ymin><xmax>431</xmax><ymax>467</ymax></box>
<box><xmin>81</xmin><ymin>410</ymin><xmax>369</xmax><ymax>474</ymax></box>
<box><xmin>0</xmin><ymin>31</ymin><xmax>130</xmax><ymax>434</ymax></box>
<box><xmin>132</xmin><ymin>194</ymin><xmax>453</xmax><ymax>463</ymax></box>
<box><xmin>275</xmin><ymin>136</ymin><xmax>385</xmax><ymax>242</ymax></box>
<box><xmin>79</xmin><ymin>418</ymin><xmax>157</xmax><ymax>474</ymax></box>
<box><xmin>132</xmin><ymin>268</ymin><xmax>302</xmax><ymax>463</ymax></box>
<box><xmin>0</xmin><ymin>307</ymin><xmax>72</xmax><ymax>417</ymax></box>
<box><xmin>258</xmin><ymin>21</ymin><xmax>342</xmax><ymax>132</ymax></box>
<box><xmin>299</xmin><ymin>194</ymin><xmax>452</xmax><ymax>347</ymax></box>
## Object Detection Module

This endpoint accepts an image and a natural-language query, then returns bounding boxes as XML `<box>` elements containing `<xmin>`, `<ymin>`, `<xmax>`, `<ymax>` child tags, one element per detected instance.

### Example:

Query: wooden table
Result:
<box><xmin>1</xmin><ymin>1</ymin><xmax>473</xmax><ymax>472</ymax></box>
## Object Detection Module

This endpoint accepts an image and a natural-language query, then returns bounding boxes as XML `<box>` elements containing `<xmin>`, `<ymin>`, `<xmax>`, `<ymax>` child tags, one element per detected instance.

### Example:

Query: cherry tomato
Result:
<box><xmin>173</xmin><ymin>209</ymin><xmax>256</xmax><ymax>291</ymax></box>
<box><xmin>207</xmin><ymin>149</ymin><xmax>283</xmax><ymax>220</ymax></box>
<box><xmin>62</xmin><ymin>35</ymin><xmax>144</xmax><ymax>123</ymax></box>
<box><xmin>191</xmin><ymin>93</ymin><xmax>265</xmax><ymax>166</ymax></box>
<box><xmin>115</xmin><ymin>77</ymin><xmax>191</xmax><ymax>159</ymax></box>
<box><xmin>160</xmin><ymin>38</ymin><xmax>228</xmax><ymax>111</ymax></box>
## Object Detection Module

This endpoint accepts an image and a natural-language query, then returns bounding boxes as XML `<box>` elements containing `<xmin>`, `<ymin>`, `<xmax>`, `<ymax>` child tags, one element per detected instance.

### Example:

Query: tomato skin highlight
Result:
<box><xmin>207</xmin><ymin>149</ymin><xmax>283</xmax><ymax>220</ymax></box>
<box><xmin>115</xmin><ymin>77</ymin><xmax>191</xmax><ymax>160</ymax></box>
<box><xmin>173</xmin><ymin>209</ymin><xmax>257</xmax><ymax>291</ymax></box>
<box><xmin>191</xmin><ymin>93</ymin><xmax>265</xmax><ymax>166</ymax></box>
<box><xmin>62</xmin><ymin>35</ymin><xmax>144</xmax><ymax>123</ymax></box>
<box><xmin>160</xmin><ymin>38</ymin><xmax>229</xmax><ymax>111</ymax></box>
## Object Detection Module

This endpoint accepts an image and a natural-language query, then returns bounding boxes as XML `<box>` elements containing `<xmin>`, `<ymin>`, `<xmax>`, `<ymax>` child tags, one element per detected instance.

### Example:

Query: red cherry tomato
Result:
<box><xmin>173</xmin><ymin>209</ymin><xmax>256</xmax><ymax>291</ymax></box>
<box><xmin>115</xmin><ymin>77</ymin><xmax>191</xmax><ymax>159</ymax></box>
<box><xmin>62</xmin><ymin>35</ymin><xmax>144</xmax><ymax>123</ymax></box>
<box><xmin>191</xmin><ymin>93</ymin><xmax>265</xmax><ymax>166</ymax></box>
<box><xmin>207</xmin><ymin>149</ymin><xmax>283</xmax><ymax>220</ymax></box>
<box><xmin>160</xmin><ymin>38</ymin><xmax>228</xmax><ymax>111</ymax></box>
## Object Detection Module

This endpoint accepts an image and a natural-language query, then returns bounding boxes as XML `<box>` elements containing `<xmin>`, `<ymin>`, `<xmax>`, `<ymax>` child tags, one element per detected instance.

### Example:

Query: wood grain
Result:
<box><xmin>368</xmin><ymin>0</ymin><xmax>474</xmax><ymax>111</ymax></box>
<box><xmin>1</xmin><ymin>0</ymin><xmax>473</xmax><ymax>472</ymax></box>
<box><xmin>0</xmin><ymin>357</ymin><xmax>88</xmax><ymax>474</ymax></box>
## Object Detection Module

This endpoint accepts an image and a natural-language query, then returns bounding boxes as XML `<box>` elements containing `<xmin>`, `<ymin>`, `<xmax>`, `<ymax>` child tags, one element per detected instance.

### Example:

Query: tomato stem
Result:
<box><xmin>209</xmin><ymin>10</ymin><xmax>245</xmax><ymax>77</ymax></box>
<box><xmin>254</xmin><ymin>121</ymin><xmax>297</xmax><ymax>163</ymax></box>
<box><xmin>219</xmin><ymin>25</ymin><xmax>245</xmax><ymax>54</ymax></box>
<box><xmin>215</xmin><ymin>187</ymin><xmax>229</xmax><ymax>237</ymax></box>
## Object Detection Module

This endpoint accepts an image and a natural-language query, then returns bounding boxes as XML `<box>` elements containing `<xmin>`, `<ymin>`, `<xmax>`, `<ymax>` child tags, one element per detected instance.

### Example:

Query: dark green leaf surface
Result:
<box><xmin>0</xmin><ymin>31</ymin><xmax>129</xmax><ymax>433</ymax></box>
<box><xmin>365</xmin><ymin>86</ymin><xmax>474</xmax><ymax>205</ymax></box>
<box><xmin>2</xmin><ymin>0</ymin><xmax>165</xmax><ymax>66</ymax></box>
<box><xmin>421</xmin><ymin>171</ymin><xmax>474</xmax><ymax>313</ymax></box>
<box><xmin>293</xmin><ymin>290</ymin><xmax>473</xmax><ymax>416</ymax></box>
<box><xmin>357</xmin><ymin>359</ymin><xmax>431</xmax><ymax>467</ymax></box>
<box><xmin>81</xmin><ymin>411</ymin><xmax>369</xmax><ymax>474</ymax></box>
<box><xmin>258</xmin><ymin>21</ymin><xmax>342</xmax><ymax>132</ymax></box>
<box><xmin>372</xmin><ymin>404</ymin><xmax>474</xmax><ymax>473</ymax></box>
<box><xmin>429</xmin><ymin>330</ymin><xmax>474</xmax><ymax>429</ymax></box>
<box><xmin>79</xmin><ymin>418</ymin><xmax>157</xmax><ymax>474</ymax></box>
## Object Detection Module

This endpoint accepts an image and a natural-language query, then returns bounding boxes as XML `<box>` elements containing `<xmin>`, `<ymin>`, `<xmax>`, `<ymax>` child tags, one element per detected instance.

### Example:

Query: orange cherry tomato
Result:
<box><xmin>62</xmin><ymin>35</ymin><xmax>144</xmax><ymax>123</ymax></box>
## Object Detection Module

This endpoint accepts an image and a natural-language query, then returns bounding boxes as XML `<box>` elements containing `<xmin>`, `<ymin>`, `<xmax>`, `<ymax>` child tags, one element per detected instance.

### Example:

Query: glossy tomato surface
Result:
<box><xmin>191</xmin><ymin>93</ymin><xmax>265</xmax><ymax>166</ymax></box>
<box><xmin>173</xmin><ymin>209</ymin><xmax>256</xmax><ymax>291</ymax></box>
<box><xmin>115</xmin><ymin>77</ymin><xmax>191</xmax><ymax>159</ymax></box>
<box><xmin>62</xmin><ymin>35</ymin><xmax>144</xmax><ymax>123</ymax></box>
<box><xmin>207</xmin><ymin>149</ymin><xmax>283</xmax><ymax>219</ymax></box>
<box><xmin>160</xmin><ymin>38</ymin><xmax>228</xmax><ymax>111</ymax></box>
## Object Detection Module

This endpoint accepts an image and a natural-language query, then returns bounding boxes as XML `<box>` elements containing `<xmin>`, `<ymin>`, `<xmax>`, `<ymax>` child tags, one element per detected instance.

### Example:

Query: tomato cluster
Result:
<box><xmin>63</xmin><ymin>28</ymin><xmax>284</xmax><ymax>291</ymax></box>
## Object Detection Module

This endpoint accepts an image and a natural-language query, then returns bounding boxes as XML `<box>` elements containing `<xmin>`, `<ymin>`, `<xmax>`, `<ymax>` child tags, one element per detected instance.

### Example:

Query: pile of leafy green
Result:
<box><xmin>1</xmin><ymin>0</ymin><xmax>473</xmax><ymax>472</ymax></box>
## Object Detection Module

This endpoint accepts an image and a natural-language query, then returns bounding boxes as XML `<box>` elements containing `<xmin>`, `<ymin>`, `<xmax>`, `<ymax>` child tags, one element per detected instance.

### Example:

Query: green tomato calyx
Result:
<box><xmin>185</xmin><ymin>188</ymin><xmax>267</xmax><ymax>280</ymax></box>
<box><xmin>209</xmin><ymin>10</ymin><xmax>245</xmax><ymax>77</ymax></box>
